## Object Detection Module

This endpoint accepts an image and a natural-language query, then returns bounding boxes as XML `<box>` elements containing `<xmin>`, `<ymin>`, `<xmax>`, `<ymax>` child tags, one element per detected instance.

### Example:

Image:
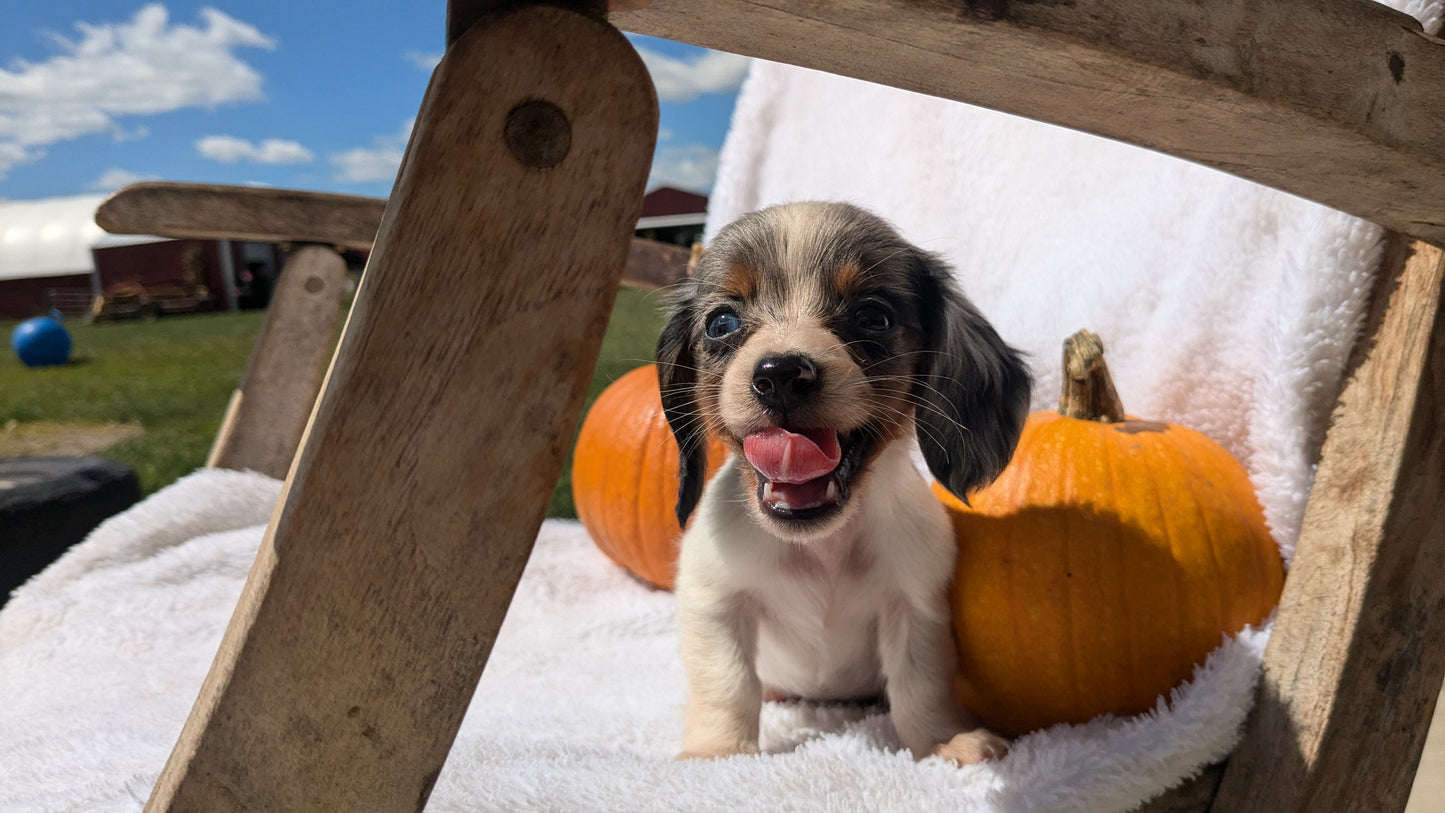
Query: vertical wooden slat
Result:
<box><xmin>1212</xmin><ymin>236</ymin><xmax>1445</xmax><ymax>811</ymax></box>
<box><xmin>145</xmin><ymin>6</ymin><xmax>657</xmax><ymax>810</ymax></box>
<box><xmin>206</xmin><ymin>245</ymin><xmax>347</xmax><ymax>479</ymax></box>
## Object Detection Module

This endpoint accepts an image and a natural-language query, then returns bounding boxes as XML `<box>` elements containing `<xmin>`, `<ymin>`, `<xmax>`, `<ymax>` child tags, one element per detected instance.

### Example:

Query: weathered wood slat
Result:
<box><xmin>144</xmin><ymin>6</ymin><xmax>657</xmax><ymax>810</ymax></box>
<box><xmin>96</xmin><ymin>183</ymin><xmax>385</xmax><ymax>251</ymax></box>
<box><xmin>616</xmin><ymin>0</ymin><xmax>1445</xmax><ymax>245</ymax></box>
<box><xmin>96</xmin><ymin>181</ymin><xmax>690</xmax><ymax>289</ymax></box>
<box><xmin>1211</xmin><ymin>236</ymin><xmax>1445</xmax><ymax>811</ymax></box>
<box><xmin>206</xmin><ymin>245</ymin><xmax>347</xmax><ymax>479</ymax></box>
<box><xmin>446</xmin><ymin>0</ymin><xmax>652</xmax><ymax>45</ymax></box>
<box><xmin>1136</xmin><ymin>763</ymin><xmax>1224</xmax><ymax>812</ymax></box>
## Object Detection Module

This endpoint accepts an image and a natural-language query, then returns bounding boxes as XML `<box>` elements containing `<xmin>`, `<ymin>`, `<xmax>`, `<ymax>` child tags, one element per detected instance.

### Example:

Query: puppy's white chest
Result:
<box><xmin>750</xmin><ymin>534</ymin><xmax>891</xmax><ymax>700</ymax></box>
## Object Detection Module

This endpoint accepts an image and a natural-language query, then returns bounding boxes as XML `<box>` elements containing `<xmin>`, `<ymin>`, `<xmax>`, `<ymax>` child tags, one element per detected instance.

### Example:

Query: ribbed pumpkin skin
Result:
<box><xmin>573</xmin><ymin>364</ymin><xmax>726</xmax><ymax>589</ymax></box>
<box><xmin>934</xmin><ymin>411</ymin><xmax>1285</xmax><ymax>737</ymax></box>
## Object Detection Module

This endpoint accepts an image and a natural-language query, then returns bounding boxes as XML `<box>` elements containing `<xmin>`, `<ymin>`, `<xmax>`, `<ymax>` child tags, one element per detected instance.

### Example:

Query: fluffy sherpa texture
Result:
<box><xmin>1</xmin><ymin>469</ymin><xmax>1269</xmax><ymax>812</ymax></box>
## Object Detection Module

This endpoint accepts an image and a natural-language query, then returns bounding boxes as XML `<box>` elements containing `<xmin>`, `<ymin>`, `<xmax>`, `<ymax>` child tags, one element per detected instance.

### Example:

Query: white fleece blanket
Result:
<box><xmin>1</xmin><ymin>469</ymin><xmax>1269</xmax><ymax>812</ymax></box>
<box><xmin>5</xmin><ymin>3</ymin><xmax>1444</xmax><ymax>810</ymax></box>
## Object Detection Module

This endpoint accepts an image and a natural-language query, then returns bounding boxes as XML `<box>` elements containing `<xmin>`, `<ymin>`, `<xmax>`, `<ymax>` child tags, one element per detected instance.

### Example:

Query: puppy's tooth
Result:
<box><xmin>826</xmin><ymin>479</ymin><xmax>839</xmax><ymax>502</ymax></box>
<box><xmin>763</xmin><ymin>482</ymin><xmax>775</xmax><ymax>503</ymax></box>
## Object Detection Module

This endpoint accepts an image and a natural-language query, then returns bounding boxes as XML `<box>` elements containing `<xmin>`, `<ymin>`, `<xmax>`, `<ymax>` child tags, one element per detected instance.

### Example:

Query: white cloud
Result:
<box><xmin>405</xmin><ymin>50</ymin><xmax>442</xmax><ymax>71</ymax></box>
<box><xmin>648</xmin><ymin>143</ymin><xmax>720</xmax><ymax>193</ymax></box>
<box><xmin>0</xmin><ymin>143</ymin><xmax>36</xmax><ymax>175</ymax></box>
<box><xmin>634</xmin><ymin>47</ymin><xmax>749</xmax><ymax>102</ymax></box>
<box><xmin>87</xmin><ymin>167</ymin><xmax>156</xmax><ymax>191</ymax></box>
<box><xmin>111</xmin><ymin>124</ymin><xmax>150</xmax><ymax>143</ymax></box>
<box><xmin>196</xmin><ymin>135</ymin><xmax>314</xmax><ymax>164</ymax></box>
<box><xmin>330</xmin><ymin>120</ymin><xmax>413</xmax><ymax>184</ymax></box>
<box><xmin>0</xmin><ymin>4</ymin><xmax>274</xmax><ymax>178</ymax></box>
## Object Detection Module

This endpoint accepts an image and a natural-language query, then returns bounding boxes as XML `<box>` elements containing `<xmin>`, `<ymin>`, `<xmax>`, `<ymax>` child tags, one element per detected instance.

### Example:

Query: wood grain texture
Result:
<box><xmin>145</xmin><ymin>6</ymin><xmax>657</xmax><ymax>811</ymax></box>
<box><xmin>616</xmin><ymin>0</ymin><xmax>1445</xmax><ymax>245</ymax></box>
<box><xmin>1212</xmin><ymin>236</ymin><xmax>1445</xmax><ymax>811</ymax></box>
<box><xmin>97</xmin><ymin>183</ymin><xmax>387</xmax><ymax>251</ymax></box>
<box><xmin>205</xmin><ymin>245</ymin><xmax>347</xmax><ymax>479</ymax></box>
<box><xmin>1136</xmin><ymin>763</ymin><xmax>1224</xmax><ymax>813</ymax></box>
<box><xmin>96</xmin><ymin>181</ymin><xmax>686</xmax><ymax>289</ymax></box>
<box><xmin>446</xmin><ymin>0</ymin><xmax>654</xmax><ymax>46</ymax></box>
<box><xmin>447</xmin><ymin>0</ymin><xmax>611</xmax><ymax>44</ymax></box>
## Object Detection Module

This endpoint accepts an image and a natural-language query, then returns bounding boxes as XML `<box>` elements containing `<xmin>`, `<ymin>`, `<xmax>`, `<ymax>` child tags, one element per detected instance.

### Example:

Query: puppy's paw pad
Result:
<box><xmin>933</xmin><ymin>729</ymin><xmax>1009</xmax><ymax>766</ymax></box>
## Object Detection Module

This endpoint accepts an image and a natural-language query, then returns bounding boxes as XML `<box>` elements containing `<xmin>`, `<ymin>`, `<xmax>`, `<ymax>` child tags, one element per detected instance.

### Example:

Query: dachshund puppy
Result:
<box><xmin>657</xmin><ymin>201</ymin><xmax>1032</xmax><ymax>765</ymax></box>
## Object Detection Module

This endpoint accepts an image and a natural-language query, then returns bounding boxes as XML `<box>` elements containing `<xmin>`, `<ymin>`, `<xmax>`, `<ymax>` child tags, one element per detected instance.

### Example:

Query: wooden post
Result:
<box><xmin>145</xmin><ymin>5</ymin><xmax>656</xmax><ymax>810</ymax></box>
<box><xmin>206</xmin><ymin>245</ymin><xmax>348</xmax><ymax>479</ymax></box>
<box><xmin>1211</xmin><ymin>237</ymin><xmax>1445</xmax><ymax>811</ymax></box>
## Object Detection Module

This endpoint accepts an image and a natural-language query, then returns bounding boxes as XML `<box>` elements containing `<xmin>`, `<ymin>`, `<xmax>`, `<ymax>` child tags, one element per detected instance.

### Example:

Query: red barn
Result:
<box><xmin>0</xmin><ymin>194</ymin><xmax>285</xmax><ymax>321</ymax></box>
<box><xmin>0</xmin><ymin>195</ymin><xmax>113</xmax><ymax>320</ymax></box>
<box><xmin>635</xmin><ymin>187</ymin><xmax>708</xmax><ymax>247</ymax></box>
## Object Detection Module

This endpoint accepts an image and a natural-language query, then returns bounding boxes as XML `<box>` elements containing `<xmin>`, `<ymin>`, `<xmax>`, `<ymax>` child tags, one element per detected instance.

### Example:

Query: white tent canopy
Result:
<box><xmin>0</xmin><ymin>194</ymin><xmax>162</xmax><ymax>283</ymax></box>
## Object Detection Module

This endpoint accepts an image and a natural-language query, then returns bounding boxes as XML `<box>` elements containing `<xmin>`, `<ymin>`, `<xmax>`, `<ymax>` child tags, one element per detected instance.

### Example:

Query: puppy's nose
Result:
<box><xmin>752</xmin><ymin>354</ymin><xmax>819</xmax><ymax>411</ymax></box>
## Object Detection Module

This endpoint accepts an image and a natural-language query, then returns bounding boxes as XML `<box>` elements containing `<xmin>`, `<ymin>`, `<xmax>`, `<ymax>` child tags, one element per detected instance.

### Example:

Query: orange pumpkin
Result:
<box><xmin>573</xmin><ymin>364</ymin><xmax>727</xmax><ymax>589</ymax></box>
<box><xmin>934</xmin><ymin>330</ymin><xmax>1285</xmax><ymax>737</ymax></box>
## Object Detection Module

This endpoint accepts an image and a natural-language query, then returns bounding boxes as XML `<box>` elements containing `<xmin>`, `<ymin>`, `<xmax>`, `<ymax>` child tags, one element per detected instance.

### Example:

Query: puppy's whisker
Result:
<box><xmin>862</xmin><ymin>401</ymin><xmax>953</xmax><ymax>450</ymax></box>
<box><xmin>868</xmin><ymin>385</ymin><xmax>972</xmax><ymax>441</ymax></box>
<box><xmin>860</xmin><ymin>246</ymin><xmax>909</xmax><ymax>276</ymax></box>
<box><xmin>868</xmin><ymin>375</ymin><xmax>969</xmax><ymax>420</ymax></box>
<box><xmin>859</xmin><ymin>349</ymin><xmax>969</xmax><ymax>374</ymax></box>
<box><xmin>657</xmin><ymin>366</ymin><xmax>717</xmax><ymax>381</ymax></box>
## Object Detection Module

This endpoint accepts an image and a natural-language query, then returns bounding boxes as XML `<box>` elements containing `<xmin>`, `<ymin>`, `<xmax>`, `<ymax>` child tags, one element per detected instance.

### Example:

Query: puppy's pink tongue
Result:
<box><xmin>743</xmin><ymin>427</ymin><xmax>842</xmax><ymax>484</ymax></box>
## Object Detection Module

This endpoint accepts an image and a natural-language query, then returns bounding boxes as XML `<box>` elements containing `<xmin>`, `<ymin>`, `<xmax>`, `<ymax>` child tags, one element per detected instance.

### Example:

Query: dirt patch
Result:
<box><xmin>0</xmin><ymin>420</ymin><xmax>144</xmax><ymax>457</ymax></box>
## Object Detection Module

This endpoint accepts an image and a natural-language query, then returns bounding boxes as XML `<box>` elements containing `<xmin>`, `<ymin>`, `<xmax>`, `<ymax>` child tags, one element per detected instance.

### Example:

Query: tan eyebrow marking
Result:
<box><xmin>720</xmin><ymin>263</ymin><xmax>760</xmax><ymax>300</ymax></box>
<box><xmin>831</xmin><ymin>262</ymin><xmax>867</xmax><ymax>298</ymax></box>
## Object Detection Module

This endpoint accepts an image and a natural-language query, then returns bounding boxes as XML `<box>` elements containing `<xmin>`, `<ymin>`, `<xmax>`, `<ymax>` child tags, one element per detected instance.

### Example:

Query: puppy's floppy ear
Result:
<box><xmin>912</xmin><ymin>251</ymin><xmax>1032</xmax><ymax>502</ymax></box>
<box><xmin>656</xmin><ymin>302</ymin><xmax>708</xmax><ymax>527</ymax></box>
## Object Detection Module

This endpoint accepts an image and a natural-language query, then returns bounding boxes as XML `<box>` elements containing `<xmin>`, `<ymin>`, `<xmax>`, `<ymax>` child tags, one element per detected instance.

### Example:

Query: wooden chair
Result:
<box><xmin>130</xmin><ymin>1</ymin><xmax>1445</xmax><ymax>810</ymax></box>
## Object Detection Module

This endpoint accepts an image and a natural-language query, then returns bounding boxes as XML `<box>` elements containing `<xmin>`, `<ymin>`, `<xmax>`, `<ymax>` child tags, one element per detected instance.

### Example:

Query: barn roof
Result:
<box><xmin>0</xmin><ymin>194</ymin><xmax>163</xmax><ymax>282</ymax></box>
<box><xmin>640</xmin><ymin>187</ymin><xmax>707</xmax><ymax>218</ymax></box>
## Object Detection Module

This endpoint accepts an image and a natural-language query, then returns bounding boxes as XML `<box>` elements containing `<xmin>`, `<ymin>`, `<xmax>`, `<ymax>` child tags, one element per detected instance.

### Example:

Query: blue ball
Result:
<box><xmin>11</xmin><ymin>317</ymin><xmax>72</xmax><ymax>368</ymax></box>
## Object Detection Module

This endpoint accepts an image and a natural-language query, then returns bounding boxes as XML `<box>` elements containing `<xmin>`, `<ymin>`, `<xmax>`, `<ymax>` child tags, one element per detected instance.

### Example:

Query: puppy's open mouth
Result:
<box><xmin>742</xmin><ymin>426</ymin><xmax>871</xmax><ymax>522</ymax></box>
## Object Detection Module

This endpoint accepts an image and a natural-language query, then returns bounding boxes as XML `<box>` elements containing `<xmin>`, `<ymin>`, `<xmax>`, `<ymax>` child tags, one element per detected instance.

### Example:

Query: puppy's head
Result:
<box><xmin>657</xmin><ymin>201</ymin><xmax>1031</xmax><ymax>541</ymax></box>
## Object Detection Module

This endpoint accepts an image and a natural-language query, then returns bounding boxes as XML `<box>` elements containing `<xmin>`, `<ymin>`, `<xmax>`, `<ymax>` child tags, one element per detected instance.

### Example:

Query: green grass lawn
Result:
<box><xmin>549</xmin><ymin>286</ymin><xmax>671</xmax><ymax>516</ymax></box>
<box><xmin>0</xmin><ymin>286</ymin><xmax>668</xmax><ymax>517</ymax></box>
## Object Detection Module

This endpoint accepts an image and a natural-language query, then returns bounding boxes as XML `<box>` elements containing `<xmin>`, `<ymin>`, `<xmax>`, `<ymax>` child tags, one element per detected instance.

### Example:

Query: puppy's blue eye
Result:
<box><xmin>706</xmin><ymin>310</ymin><xmax>742</xmax><ymax>339</ymax></box>
<box><xmin>853</xmin><ymin>303</ymin><xmax>892</xmax><ymax>332</ymax></box>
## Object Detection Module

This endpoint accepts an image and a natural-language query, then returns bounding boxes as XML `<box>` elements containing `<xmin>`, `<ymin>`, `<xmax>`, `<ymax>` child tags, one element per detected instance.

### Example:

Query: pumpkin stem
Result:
<box><xmin>1059</xmin><ymin>330</ymin><xmax>1126</xmax><ymax>422</ymax></box>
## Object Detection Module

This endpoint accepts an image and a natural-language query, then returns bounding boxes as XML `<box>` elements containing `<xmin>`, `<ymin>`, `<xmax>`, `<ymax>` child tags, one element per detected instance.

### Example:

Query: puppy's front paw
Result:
<box><xmin>675</xmin><ymin>742</ymin><xmax>760</xmax><ymax>761</ymax></box>
<box><xmin>933</xmin><ymin>728</ymin><xmax>1009</xmax><ymax>766</ymax></box>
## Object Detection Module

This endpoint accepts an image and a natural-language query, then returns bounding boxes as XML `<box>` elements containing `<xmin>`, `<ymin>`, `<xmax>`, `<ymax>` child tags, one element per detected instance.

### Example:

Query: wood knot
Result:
<box><xmin>504</xmin><ymin>99</ymin><xmax>572</xmax><ymax>169</ymax></box>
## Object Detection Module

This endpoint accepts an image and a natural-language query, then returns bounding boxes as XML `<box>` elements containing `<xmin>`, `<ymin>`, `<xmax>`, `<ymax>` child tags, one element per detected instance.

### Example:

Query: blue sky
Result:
<box><xmin>0</xmin><ymin>3</ymin><xmax>747</xmax><ymax>202</ymax></box>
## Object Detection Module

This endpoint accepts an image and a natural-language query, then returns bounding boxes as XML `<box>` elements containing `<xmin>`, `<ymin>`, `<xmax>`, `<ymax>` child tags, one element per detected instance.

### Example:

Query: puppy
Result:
<box><xmin>657</xmin><ymin>201</ymin><xmax>1032</xmax><ymax>765</ymax></box>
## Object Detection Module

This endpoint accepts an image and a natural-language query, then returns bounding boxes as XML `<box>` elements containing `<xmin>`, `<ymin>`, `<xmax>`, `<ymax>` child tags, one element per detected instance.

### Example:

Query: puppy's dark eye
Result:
<box><xmin>706</xmin><ymin>310</ymin><xmax>743</xmax><ymax>339</ymax></box>
<box><xmin>853</xmin><ymin>303</ymin><xmax>892</xmax><ymax>332</ymax></box>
